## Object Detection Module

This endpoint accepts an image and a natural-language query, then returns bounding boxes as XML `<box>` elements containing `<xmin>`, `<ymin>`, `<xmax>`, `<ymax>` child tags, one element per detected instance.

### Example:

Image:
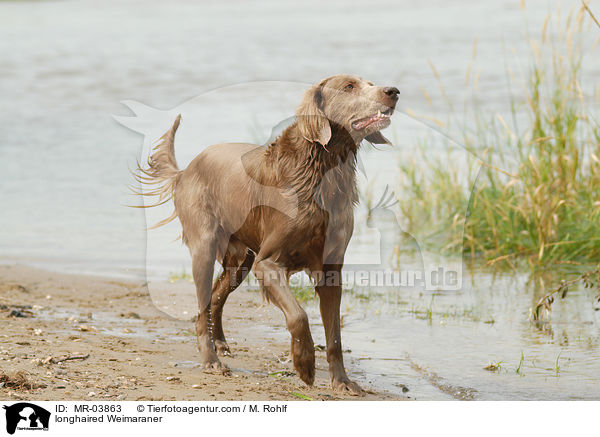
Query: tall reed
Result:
<box><xmin>398</xmin><ymin>3</ymin><xmax>600</xmax><ymax>269</ymax></box>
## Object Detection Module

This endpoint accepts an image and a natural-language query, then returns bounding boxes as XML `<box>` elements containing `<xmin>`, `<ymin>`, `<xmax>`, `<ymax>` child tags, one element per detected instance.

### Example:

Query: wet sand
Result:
<box><xmin>0</xmin><ymin>264</ymin><xmax>402</xmax><ymax>401</ymax></box>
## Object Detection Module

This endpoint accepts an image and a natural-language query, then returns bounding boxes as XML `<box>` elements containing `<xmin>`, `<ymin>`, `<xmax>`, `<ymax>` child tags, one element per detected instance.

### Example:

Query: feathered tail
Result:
<box><xmin>131</xmin><ymin>114</ymin><xmax>182</xmax><ymax>229</ymax></box>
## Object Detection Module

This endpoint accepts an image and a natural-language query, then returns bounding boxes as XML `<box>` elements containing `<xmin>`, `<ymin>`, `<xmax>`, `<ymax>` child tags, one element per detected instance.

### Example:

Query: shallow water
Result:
<box><xmin>1</xmin><ymin>0</ymin><xmax>600</xmax><ymax>400</ymax></box>
<box><xmin>342</xmin><ymin>277</ymin><xmax>600</xmax><ymax>400</ymax></box>
<box><xmin>231</xmin><ymin>270</ymin><xmax>597</xmax><ymax>400</ymax></box>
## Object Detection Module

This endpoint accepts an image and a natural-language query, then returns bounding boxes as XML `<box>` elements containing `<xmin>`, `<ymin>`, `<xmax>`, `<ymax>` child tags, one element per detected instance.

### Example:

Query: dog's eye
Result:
<box><xmin>345</xmin><ymin>83</ymin><xmax>354</xmax><ymax>91</ymax></box>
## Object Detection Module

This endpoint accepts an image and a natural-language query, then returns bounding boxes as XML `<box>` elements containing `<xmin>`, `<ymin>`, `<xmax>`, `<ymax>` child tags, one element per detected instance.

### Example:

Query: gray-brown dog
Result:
<box><xmin>136</xmin><ymin>74</ymin><xmax>399</xmax><ymax>395</ymax></box>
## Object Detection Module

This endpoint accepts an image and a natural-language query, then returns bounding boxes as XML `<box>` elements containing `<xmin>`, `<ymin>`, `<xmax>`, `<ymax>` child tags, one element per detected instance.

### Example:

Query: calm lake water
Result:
<box><xmin>1</xmin><ymin>0</ymin><xmax>599</xmax><ymax>400</ymax></box>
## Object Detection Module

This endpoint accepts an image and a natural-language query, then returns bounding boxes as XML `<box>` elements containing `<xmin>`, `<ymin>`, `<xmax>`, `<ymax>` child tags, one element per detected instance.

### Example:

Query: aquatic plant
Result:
<box><xmin>516</xmin><ymin>351</ymin><xmax>525</xmax><ymax>375</ymax></box>
<box><xmin>397</xmin><ymin>3</ymin><xmax>600</xmax><ymax>269</ymax></box>
<box><xmin>530</xmin><ymin>263</ymin><xmax>600</xmax><ymax>323</ymax></box>
<box><xmin>483</xmin><ymin>361</ymin><xmax>503</xmax><ymax>372</ymax></box>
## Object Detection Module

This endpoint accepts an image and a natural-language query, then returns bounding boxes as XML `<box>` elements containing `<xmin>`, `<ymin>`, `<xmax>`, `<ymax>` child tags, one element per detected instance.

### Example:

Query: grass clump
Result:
<box><xmin>168</xmin><ymin>268</ymin><xmax>193</xmax><ymax>283</ymax></box>
<box><xmin>398</xmin><ymin>4</ymin><xmax>600</xmax><ymax>269</ymax></box>
<box><xmin>290</xmin><ymin>284</ymin><xmax>316</xmax><ymax>303</ymax></box>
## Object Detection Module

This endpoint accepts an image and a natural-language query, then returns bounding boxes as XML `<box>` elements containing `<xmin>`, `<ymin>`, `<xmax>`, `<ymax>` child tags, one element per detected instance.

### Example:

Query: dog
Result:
<box><xmin>136</xmin><ymin>74</ymin><xmax>399</xmax><ymax>395</ymax></box>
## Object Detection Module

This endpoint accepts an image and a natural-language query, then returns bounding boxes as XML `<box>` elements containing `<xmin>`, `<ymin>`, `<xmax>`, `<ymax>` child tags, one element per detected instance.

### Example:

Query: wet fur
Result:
<box><xmin>135</xmin><ymin>75</ymin><xmax>398</xmax><ymax>394</ymax></box>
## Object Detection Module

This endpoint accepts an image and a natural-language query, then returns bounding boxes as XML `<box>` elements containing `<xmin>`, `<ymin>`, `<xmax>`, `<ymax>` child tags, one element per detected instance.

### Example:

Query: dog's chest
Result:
<box><xmin>282</xmin><ymin>196</ymin><xmax>354</xmax><ymax>270</ymax></box>
<box><xmin>273</xmin><ymin>147</ymin><xmax>358</xmax><ymax>269</ymax></box>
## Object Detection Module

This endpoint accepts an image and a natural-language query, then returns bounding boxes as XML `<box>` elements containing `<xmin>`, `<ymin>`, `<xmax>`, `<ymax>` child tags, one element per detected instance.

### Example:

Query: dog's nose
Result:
<box><xmin>383</xmin><ymin>87</ymin><xmax>400</xmax><ymax>99</ymax></box>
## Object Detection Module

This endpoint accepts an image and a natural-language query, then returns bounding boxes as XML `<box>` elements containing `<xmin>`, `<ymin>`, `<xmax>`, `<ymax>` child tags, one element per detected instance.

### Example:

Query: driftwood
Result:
<box><xmin>43</xmin><ymin>354</ymin><xmax>90</xmax><ymax>365</ymax></box>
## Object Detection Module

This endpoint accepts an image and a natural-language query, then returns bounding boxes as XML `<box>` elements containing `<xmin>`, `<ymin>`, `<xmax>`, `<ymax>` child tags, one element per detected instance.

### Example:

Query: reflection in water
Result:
<box><xmin>301</xmin><ymin>268</ymin><xmax>600</xmax><ymax>400</ymax></box>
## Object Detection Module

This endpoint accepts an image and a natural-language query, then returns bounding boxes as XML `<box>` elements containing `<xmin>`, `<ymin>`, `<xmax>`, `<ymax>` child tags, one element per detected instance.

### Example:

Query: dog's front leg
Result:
<box><xmin>254</xmin><ymin>258</ymin><xmax>315</xmax><ymax>386</ymax></box>
<box><xmin>316</xmin><ymin>265</ymin><xmax>364</xmax><ymax>396</ymax></box>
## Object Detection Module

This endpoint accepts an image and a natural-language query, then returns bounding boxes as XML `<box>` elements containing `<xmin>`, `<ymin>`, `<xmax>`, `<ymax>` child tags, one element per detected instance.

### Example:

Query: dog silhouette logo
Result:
<box><xmin>2</xmin><ymin>403</ymin><xmax>50</xmax><ymax>434</ymax></box>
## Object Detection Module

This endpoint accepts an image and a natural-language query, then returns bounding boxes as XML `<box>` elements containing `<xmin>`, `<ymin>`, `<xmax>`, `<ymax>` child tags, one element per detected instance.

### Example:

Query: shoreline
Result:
<box><xmin>0</xmin><ymin>263</ymin><xmax>403</xmax><ymax>401</ymax></box>
<box><xmin>0</xmin><ymin>256</ymin><xmax>148</xmax><ymax>283</ymax></box>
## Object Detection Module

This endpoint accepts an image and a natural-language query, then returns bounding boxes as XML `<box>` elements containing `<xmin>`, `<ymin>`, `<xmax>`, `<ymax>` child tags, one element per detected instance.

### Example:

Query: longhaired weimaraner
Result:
<box><xmin>136</xmin><ymin>74</ymin><xmax>399</xmax><ymax>395</ymax></box>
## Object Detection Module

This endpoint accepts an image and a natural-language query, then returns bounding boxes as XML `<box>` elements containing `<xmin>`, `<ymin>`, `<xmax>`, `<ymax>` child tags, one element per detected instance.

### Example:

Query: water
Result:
<box><xmin>1</xmin><ymin>0</ymin><xmax>599</xmax><ymax>399</ymax></box>
<box><xmin>336</xmin><ymin>276</ymin><xmax>600</xmax><ymax>400</ymax></box>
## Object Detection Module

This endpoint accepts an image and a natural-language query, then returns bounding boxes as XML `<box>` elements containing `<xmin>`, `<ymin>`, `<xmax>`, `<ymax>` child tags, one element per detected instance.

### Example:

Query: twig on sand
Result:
<box><xmin>43</xmin><ymin>354</ymin><xmax>90</xmax><ymax>365</ymax></box>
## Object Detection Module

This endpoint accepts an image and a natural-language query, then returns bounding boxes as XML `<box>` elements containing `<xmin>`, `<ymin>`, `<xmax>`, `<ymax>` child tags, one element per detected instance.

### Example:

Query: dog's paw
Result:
<box><xmin>291</xmin><ymin>337</ymin><xmax>315</xmax><ymax>386</ymax></box>
<box><xmin>201</xmin><ymin>360</ymin><xmax>231</xmax><ymax>376</ymax></box>
<box><xmin>296</xmin><ymin>364</ymin><xmax>315</xmax><ymax>386</ymax></box>
<box><xmin>214</xmin><ymin>340</ymin><xmax>232</xmax><ymax>357</ymax></box>
<box><xmin>293</xmin><ymin>345</ymin><xmax>315</xmax><ymax>386</ymax></box>
<box><xmin>332</xmin><ymin>378</ymin><xmax>365</xmax><ymax>396</ymax></box>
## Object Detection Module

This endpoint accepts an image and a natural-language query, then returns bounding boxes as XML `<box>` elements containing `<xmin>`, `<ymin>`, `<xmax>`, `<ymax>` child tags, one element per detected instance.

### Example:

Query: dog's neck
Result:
<box><xmin>266</xmin><ymin>122</ymin><xmax>360</xmax><ymax>209</ymax></box>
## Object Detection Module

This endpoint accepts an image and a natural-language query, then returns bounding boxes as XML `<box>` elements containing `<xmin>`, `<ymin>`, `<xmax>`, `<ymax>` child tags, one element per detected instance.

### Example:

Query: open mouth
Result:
<box><xmin>351</xmin><ymin>107</ymin><xmax>393</xmax><ymax>131</ymax></box>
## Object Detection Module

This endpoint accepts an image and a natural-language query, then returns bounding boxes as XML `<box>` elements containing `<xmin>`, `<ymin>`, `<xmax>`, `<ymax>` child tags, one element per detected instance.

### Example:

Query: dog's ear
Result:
<box><xmin>365</xmin><ymin>131</ymin><xmax>392</xmax><ymax>145</ymax></box>
<box><xmin>296</xmin><ymin>85</ymin><xmax>331</xmax><ymax>146</ymax></box>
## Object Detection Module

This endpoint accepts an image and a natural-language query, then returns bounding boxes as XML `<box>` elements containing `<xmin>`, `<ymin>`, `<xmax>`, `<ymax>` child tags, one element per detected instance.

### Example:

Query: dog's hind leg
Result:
<box><xmin>185</xmin><ymin>221</ymin><xmax>231</xmax><ymax>375</ymax></box>
<box><xmin>211</xmin><ymin>242</ymin><xmax>255</xmax><ymax>356</ymax></box>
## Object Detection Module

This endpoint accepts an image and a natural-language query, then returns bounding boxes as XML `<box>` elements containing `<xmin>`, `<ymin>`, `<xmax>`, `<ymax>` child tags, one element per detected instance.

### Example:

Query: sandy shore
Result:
<box><xmin>0</xmin><ymin>264</ymin><xmax>401</xmax><ymax>401</ymax></box>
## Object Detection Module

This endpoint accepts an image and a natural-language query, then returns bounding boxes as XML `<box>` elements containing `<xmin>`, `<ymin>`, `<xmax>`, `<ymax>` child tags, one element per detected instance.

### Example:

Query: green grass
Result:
<box><xmin>483</xmin><ymin>352</ymin><xmax>568</xmax><ymax>377</ymax></box>
<box><xmin>555</xmin><ymin>352</ymin><xmax>562</xmax><ymax>376</ymax></box>
<box><xmin>168</xmin><ymin>268</ymin><xmax>193</xmax><ymax>283</ymax></box>
<box><xmin>290</xmin><ymin>285</ymin><xmax>316</xmax><ymax>303</ymax></box>
<box><xmin>397</xmin><ymin>4</ymin><xmax>600</xmax><ymax>269</ymax></box>
<box><xmin>288</xmin><ymin>390</ymin><xmax>313</xmax><ymax>401</ymax></box>
<box><xmin>516</xmin><ymin>351</ymin><xmax>525</xmax><ymax>375</ymax></box>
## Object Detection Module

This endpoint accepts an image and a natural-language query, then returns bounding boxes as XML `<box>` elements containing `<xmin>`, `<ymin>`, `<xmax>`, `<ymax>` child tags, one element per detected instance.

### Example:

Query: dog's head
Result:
<box><xmin>296</xmin><ymin>74</ymin><xmax>399</xmax><ymax>146</ymax></box>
